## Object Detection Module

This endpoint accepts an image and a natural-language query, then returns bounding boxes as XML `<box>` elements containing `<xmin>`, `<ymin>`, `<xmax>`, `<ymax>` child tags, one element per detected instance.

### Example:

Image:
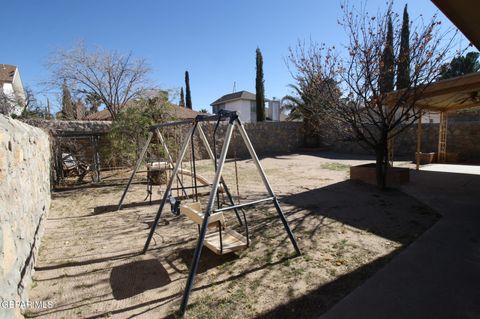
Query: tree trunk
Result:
<box><xmin>375</xmin><ymin>136</ymin><xmax>389</xmax><ymax>190</ymax></box>
<box><xmin>375</xmin><ymin>147</ymin><xmax>385</xmax><ymax>189</ymax></box>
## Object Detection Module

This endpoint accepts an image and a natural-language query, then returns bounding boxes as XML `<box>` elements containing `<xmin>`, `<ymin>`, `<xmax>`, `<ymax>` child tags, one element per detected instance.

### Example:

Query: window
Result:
<box><xmin>250</xmin><ymin>101</ymin><xmax>257</xmax><ymax>113</ymax></box>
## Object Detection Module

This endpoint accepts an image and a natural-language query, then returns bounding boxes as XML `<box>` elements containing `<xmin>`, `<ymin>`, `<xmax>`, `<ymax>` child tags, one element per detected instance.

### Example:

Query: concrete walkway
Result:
<box><xmin>321</xmin><ymin>167</ymin><xmax>480</xmax><ymax>319</ymax></box>
<box><xmin>421</xmin><ymin>163</ymin><xmax>480</xmax><ymax>175</ymax></box>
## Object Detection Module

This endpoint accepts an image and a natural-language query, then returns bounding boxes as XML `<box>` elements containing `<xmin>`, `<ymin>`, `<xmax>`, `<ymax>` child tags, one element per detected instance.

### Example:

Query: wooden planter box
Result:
<box><xmin>416</xmin><ymin>152</ymin><xmax>436</xmax><ymax>165</ymax></box>
<box><xmin>350</xmin><ymin>163</ymin><xmax>410</xmax><ymax>187</ymax></box>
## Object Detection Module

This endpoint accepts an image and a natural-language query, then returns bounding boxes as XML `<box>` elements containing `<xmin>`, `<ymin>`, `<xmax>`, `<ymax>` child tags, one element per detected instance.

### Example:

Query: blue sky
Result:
<box><xmin>1</xmin><ymin>0</ymin><xmax>471</xmax><ymax>113</ymax></box>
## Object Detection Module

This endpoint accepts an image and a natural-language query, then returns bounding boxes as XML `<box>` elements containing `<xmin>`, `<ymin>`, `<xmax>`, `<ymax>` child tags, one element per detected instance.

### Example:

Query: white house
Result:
<box><xmin>0</xmin><ymin>64</ymin><xmax>26</xmax><ymax>116</ymax></box>
<box><xmin>210</xmin><ymin>90</ymin><xmax>281</xmax><ymax>123</ymax></box>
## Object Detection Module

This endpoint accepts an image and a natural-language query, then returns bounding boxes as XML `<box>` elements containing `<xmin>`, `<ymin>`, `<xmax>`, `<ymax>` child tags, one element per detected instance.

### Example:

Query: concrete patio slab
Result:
<box><xmin>321</xmin><ymin>168</ymin><xmax>480</xmax><ymax>319</ymax></box>
<box><xmin>421</xmin><ymin>163</ymin><xmax>480</xmax><ymax>175</ymax></box>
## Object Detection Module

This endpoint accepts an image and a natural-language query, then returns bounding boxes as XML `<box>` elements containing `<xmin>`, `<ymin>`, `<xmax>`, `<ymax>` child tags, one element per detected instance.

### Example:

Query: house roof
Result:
<box><xmin>432</xmin><ymin>0</ymin><xmax>480</xmax><ymax>50</ymax></box>
<box><xmin>84</xmin><ymin>104</ymin><xmax>204</xmax><ymax>121</ymax></box>
<box><xmin>211</xmin><ymin>90</ymin><xmax>257</xmax><ymax>106</ymax></box>
<box><xmin>0</xmin><ymin>64</ymin><xmax>17</xmax><ymax>84</ymax></box>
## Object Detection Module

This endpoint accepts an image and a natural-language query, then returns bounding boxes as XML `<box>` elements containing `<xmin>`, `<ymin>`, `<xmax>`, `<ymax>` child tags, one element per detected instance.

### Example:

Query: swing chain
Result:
<box><xmin>233</xmin><ymin>131</ymin><xmax>241</xmax><ymax>204</ymax></box>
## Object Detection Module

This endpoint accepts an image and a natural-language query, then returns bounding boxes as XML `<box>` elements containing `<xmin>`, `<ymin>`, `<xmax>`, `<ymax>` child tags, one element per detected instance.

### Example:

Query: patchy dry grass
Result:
<box><xmin>320</xmin><ymin>162</ymin><xmax>350</xmax><ymax>171</ymax></box>
<box><xmin>27</xmin><ymin>153</ymin><xmax>438</xmax><ymax>319</ymax></box>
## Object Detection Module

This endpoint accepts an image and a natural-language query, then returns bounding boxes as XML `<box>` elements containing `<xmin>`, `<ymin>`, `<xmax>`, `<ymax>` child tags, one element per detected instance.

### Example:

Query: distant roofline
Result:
<box><xmin>211</xmin><ymin>90</ymin><xmax>272</xmax><ymax>106</ymax></box>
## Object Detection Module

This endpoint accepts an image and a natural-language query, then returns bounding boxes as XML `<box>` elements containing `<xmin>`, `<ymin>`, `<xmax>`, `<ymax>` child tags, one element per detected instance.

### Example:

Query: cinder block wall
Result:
<box><xmin>25</xmin><ymin>119</ymin><xmax>304</xmax><ymax>164</ymax></box>
<box><xmin>0</xmin><ymin>115</ymin><xmax>51</xmax><ymax>318</ymax></box>
<box><xmin>324</xmin><ymin>122</ymin><xmax>480</xmax><ymax>162</ymax></box>
<box><xmin>200</xmin><ymin>121</ymin><xmax>304</xmax><ymax>158</ymax></box>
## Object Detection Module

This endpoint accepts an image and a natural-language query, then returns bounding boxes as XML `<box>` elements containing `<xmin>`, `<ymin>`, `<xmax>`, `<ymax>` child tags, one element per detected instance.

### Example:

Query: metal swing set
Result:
<box><xmin>117</xmin><ymin>109</ymin><xmax>301</xmax><ymax>314</ymax></box>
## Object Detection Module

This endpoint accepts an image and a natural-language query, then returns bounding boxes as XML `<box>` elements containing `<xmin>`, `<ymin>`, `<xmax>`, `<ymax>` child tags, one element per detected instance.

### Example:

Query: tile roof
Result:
<box><xmin>0</xmin><ymin>64</ymin><xmax>17</xmax><ymax>83</ymax></box>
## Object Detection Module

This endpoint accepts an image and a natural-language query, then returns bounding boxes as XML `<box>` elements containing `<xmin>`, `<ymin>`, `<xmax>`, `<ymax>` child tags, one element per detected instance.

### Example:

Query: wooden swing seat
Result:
<box><xmin>204</xmin><ymin>229</ymin><xmax>248</xmax><ymax>255</ymax></box>
<box><xmin>180</xmin><ymin>202</ymin><xmax>225</xmax><ymax>226</ymax></box>
<box><xmin>180</xmin><ymin>202</ymin><xmax>247</xmax><ymax>255</ymax></box>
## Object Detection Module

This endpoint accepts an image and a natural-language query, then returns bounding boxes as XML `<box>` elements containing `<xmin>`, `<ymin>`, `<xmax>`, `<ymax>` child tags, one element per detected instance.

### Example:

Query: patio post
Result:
<box><xmin>437</xmin><ymin>111</ymin><xmax>448</xmax><ymax>163</ymax></box>
<box><xmin>416</xmin><ymin>112</ymin><xmax>422</xmax><ymax>170</ymax></box>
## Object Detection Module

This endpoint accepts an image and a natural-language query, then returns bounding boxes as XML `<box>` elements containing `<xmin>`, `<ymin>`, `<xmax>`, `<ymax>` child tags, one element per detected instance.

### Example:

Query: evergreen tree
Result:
<box><xmin>85</xmin><ymin>92</ymin><xmax>102</xmax><ymax>113</ymax></box>
<box><xmin>439</xmin><ymin>52</ymin><xmax>480</xmax><ymax>79</ymax></box>
<box><xmin>61</xmin><ymin>79</ymin><xmax>75</xmax><ymax>120</ymax></box>
<box><xmin>255</xmin><ymin>47</ymin><xmax>266</xmax><ymax>122</ymax></box>
<box><xmin>179</xmin><ymin>87</ymin><xmax>185</xmax><ymax>107</ymax></box>
<box><xmin>379</xmin><ymin>15</ymin><xmax>395</xmax><ymax>93</ymax></box>
<box><xmin>185</xmin><ymin>71</ymin><xmax>192</xmax><ymax>109</ymax></box>
<box><xmin>397</xmin><ymin>4</ymin><xmax>410</xmax><ymax>89</ymax></box>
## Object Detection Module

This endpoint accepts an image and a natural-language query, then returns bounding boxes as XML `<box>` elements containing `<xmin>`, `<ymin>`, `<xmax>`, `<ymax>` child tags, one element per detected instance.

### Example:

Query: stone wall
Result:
<box><xmin>0</xmin><ymin>116</ymin><xmax>51</xmax><ymax>318</ymax></box>
<box><xmin>23</xmin><ymin>119</ymin><xmax>112</xmax><ymax>134</ymax></box>
<box><xmin>324</xmin><ymin>121</ymin><xmax>480</xmax><ymax>162</ymax></box>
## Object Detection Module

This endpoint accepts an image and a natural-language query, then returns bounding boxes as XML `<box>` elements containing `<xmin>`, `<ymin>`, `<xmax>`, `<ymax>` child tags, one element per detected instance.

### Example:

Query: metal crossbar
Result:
<box><xmin>212</xmin><ymin>197</ymin><xmax>274</xmax><ymax>213</ymax></box>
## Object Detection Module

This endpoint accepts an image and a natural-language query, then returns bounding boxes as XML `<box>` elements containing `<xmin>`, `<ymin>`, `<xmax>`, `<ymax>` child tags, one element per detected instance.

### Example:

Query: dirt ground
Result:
<box><xmin>27</xmin><ymin>152</ymin><xmax>439</xmax><ymax>319</ymax></box>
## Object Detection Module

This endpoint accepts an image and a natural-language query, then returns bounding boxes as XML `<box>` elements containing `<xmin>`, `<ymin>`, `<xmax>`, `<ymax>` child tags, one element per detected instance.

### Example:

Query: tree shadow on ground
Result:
<box><xmin>256</xmin><ymin>250</ymin><xmax>397</xmax><ymax>319</ymax></box>
<box><xmin>53</xmin><ymin>178</ymin><xmax>141</xmax><ymax>192</ymax></box>
<box><xmin>110</xmin><ymin>259</ymin><xmax>171</xmax><ymax>300</ymax></box>
<box><xmin>174</xmin><ymin>247</ymin><xmax>238</xmax><ymax>274</ymax></box>
<box><xmin>94</xmin><ymin>199</ymin><xmax>160</xmax><ymax>214</ymax></box>
<box><xmin>281</xmin><ymin>180</ymin><xmax>440</xmax><ymax>245</ymax></box>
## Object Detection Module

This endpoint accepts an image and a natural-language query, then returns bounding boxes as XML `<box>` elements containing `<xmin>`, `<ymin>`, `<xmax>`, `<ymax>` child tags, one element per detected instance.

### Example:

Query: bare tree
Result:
<box><xmin>285</xmin><ymin>40</ymin><xmax>344</xmax><ymax>147</ymax></box>
<box><xmin>47</xmin><ymin>43</ymin><xmax>150</xmax><ymax>120</ymax></box>
<box><xmin>0</xmin><ymin>86</ymin><xmax>28</xmax><ymax>116</ymax></box>
<box><xmin>19</xmin><ymin>87</ymin><xmax>51</xmax><ymax>119</ymax></box>
<box><xmin>0</xmin><ymin>90</ymin><xmax>18</xmax><ymax>115</ymax></box>
<box><xmin>289</xmin><ymin>2</ymin><xmax>457</xmax><ymax>188</ymax></box>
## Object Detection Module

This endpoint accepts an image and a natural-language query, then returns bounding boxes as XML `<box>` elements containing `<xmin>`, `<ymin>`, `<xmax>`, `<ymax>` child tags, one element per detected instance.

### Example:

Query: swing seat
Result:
<box><xmin>180</xmin><ymin>202</ymin><xmax>247</xmax><ymax>255</ymax></box>
<box><xmin>180</xmin><ymin>202</ymin><xmax>225</xmax><ymax>227</ymax></box>
<box><xmin>204</xmin><ymin>229</ymin><xmax>248</xmax><ymax>255</ymax></box>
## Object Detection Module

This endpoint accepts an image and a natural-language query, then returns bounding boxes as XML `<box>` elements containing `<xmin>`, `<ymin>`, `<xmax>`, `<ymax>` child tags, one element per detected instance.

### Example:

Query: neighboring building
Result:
<box><xmin>0</xmin><ymin>64</ymin><xmax>26</xmax><ymax>116</ymax></box>
<box><xmin>267</xmin><ymin>98</ymin><xmax>281</xmax><ymax>121</ymax></box>
<box><xmin>210</xmin><ymin>90</ymin><xmax>282</xmax><ymax>123</ymax></box>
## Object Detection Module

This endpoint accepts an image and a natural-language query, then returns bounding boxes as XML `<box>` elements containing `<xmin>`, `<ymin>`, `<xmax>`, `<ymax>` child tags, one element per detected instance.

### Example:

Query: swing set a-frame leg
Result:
<box><xmin>237</xmin><ymin>121</ymin><xmax>301</xmax><ymax>256</ymax></box>
<box><xmin>118</xmin><ymin>131</ymin><xmax>154</xmax><ymax>210</ymax></box>
<box><xmin>143</xmin><ymin>126</ymin><xmax>194</xmax><ymax>253</ymax></box>
<box><xmin>154</xmin><ymin>128</ymin><xmax>189</xmax><ymax>198</ymax></box>
<box><xmin>179</xmin><ymin>121</ymin><xmax>235</xmax><ymax>315</ymax></box>
<box><xmin>197</xmin><ymin>124</ymin><xmax>243</xmax><ymax>226</ymax></box>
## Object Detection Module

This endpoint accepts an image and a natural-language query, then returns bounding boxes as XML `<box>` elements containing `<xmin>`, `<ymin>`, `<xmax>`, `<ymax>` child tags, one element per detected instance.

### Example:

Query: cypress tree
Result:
<box><xmin>379</xmin><ymin>15</ymin><xmax>395</xmax><ymax>93</ymax></box>
<box><xmin>185</xmin><ymin>71</ymin><xmax>192</xmax><ymax>109</ymax></box>
<box><xmin>397</xmin><ymin>4</ymin><xmax>410</xmax><ymax>89</ymax></box>
<box><xmin>179</xmin><ymin>87</ymin><xmax>185</xmax><ymax>107</ymax></box>
<box><xmin>255</xmin><ymin>47</ymin><xmax>266</xmax><ymax>122</ymax></box>
<box><xmin>61</xmin><ymin>79</ymin><xmax>75</xmax><ymax>120</ymax></box>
